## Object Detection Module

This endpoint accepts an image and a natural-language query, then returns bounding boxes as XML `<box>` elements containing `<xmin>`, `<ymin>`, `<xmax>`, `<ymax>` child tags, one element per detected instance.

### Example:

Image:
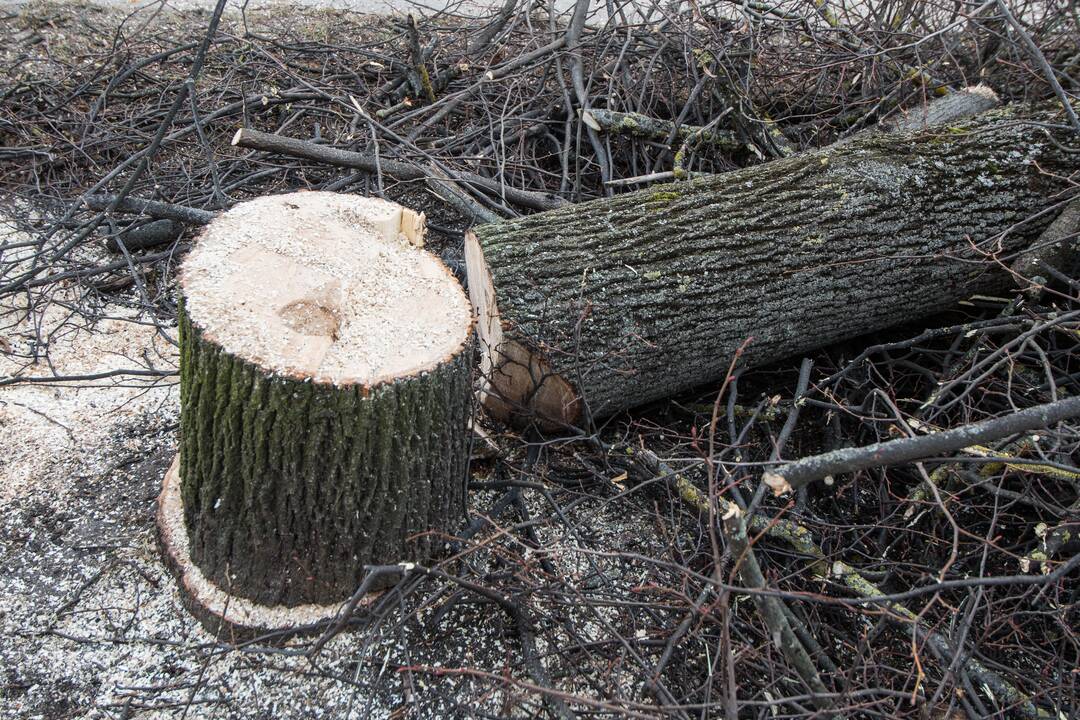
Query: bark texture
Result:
<box><xmin>582</xmin><ymin>109</ymin><xmax>741</xmax><ymax>151</ymax></box>
<box><xmin>469</xmin><ymin>103</ymin><xmax>1080</xmax><ymax>425</ymax></box>
<box><xmin>178</xmin><ymin>304</ymin><xmax>471</xmax><ymax>607</ymax></box>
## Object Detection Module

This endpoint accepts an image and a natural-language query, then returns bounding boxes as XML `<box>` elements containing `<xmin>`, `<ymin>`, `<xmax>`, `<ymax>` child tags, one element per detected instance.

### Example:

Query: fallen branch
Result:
<box><xmin>629</xmin><ymin>448</ymin><xmax>1042</xmax><ymax>718</ymax></box>
<box><xmin>85</xmin><ymin>194</ymin><xmax>216</xmax><ymax>226</ymax></box>
<box><xmin>232</xmin><ymin>127</ymin><xmax>566</xmax><ymax>212</ymax></box>
<box><xmin>104</xmin><ymin>219</ymin><xmax>180</xmax><ymax>253</ymax></box>
<box><xmin>405</xmin><ymin>14</ymin><xmax>436</xmax><ymax>104</ymax></box>
<box><xmin>581</xmin><ymin>108</ymin><xmax>741</xmax><ymax>152</ymax></box>
<box><xmin>763</xmin><ymin>395</ymin><xmax>1080</xmax><ymax>495</ymax></box>
<box><xmin>881</xmin><ymin>84</ymin><xmax>1000</xmax><ymax>133</ymax></box>
<box><xmin>721</xmin><ymin>506</ymin><xmax>833</xmax><ymax>712</ymax></box>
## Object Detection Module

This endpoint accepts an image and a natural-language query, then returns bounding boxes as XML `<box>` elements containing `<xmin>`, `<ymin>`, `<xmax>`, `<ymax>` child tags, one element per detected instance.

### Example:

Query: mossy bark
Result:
<box><xmin>471</xmin><ymin>103</ymin><xmax>1080</xmax><ymax>424</ymax></box>
<box><xmin>582</xmin><ymin>109</ymin><xmax>741</xmax><ymax>151</ymax></box>
<box><xmin>178</xmin><ymin>303</ymin><xmax>471</xmax><ymax>606</ymax></box>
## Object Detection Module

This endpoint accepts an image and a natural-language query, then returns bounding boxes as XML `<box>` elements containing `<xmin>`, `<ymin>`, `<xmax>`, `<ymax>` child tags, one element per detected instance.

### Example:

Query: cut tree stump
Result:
<box><xmin>159</xmin><ymin>191</ymin><xmax>473</xmax><ymax>633</ymax></box>
<box><xmin>466</xmin><ymin>102</ymin><xmax>1080</xmax><ymax>426</ymax></box>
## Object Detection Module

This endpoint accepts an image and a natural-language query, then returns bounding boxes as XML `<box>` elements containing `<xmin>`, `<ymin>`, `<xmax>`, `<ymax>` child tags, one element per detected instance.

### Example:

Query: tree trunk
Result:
<box><xmin>466</xmin><ymin>102</ymin><xmax>1080</xmax><ymax>426</ymax></box>
<box><xmin>171</xmin><ymin>191</ymin><xmax>473</xmax><ymax>607</ymax></box>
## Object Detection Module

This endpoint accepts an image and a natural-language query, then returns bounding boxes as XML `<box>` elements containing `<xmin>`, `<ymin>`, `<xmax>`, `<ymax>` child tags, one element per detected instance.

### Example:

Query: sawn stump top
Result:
<box><xmin>180</xmin><ymin>191</ymin><xmax>472</xmax><ymax>386</ymax></box>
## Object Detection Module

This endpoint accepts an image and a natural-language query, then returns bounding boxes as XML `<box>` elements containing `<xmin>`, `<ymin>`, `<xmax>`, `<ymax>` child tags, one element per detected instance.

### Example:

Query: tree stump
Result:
<box><xmin>158</xmin><ymin>191</ymin><xmax>473</xmax><ymax>634</ymax></box>
<box><xmin>466</xmin><ymin>102</ymin><xmax>1080</xmax><ymax>427</ymax></box>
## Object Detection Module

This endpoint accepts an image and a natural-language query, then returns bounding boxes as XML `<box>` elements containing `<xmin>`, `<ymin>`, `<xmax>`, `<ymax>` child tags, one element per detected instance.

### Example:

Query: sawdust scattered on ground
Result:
<box><xmin>0</xmin><ymin>209</ymin><xmax>180</xmax><ymax>495</ymax></box>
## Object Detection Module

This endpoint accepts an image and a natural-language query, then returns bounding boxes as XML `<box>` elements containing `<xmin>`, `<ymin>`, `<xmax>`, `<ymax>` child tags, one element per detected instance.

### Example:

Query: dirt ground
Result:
<box><xmin>5</xmin><ymin>0</ymin><xmax>1077</xmax><ymax>717</ymax></box>
<box><xmin>0</xmin><ymin>4</ymin><xmax>636</xmax><ymax>715</ymax></box>
<box><xmin>0</xmin><ymin>215</ymin><xmax>666</xmax><ymax>719</ymax></box>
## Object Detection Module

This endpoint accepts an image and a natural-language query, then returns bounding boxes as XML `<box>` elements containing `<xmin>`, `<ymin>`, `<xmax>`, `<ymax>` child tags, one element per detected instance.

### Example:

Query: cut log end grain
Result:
<box><xmin>465</xmin><ymin>230</ymin><xmax>581</xmax><ymax>427</ymax></box>
<box><xmin>172</xmin><ymin>191</ymin><xmax>474</xmax><ymax>614</ymax></box>
<box><xmin>179</xmin><ymin>191</ymin><xmax>467</xmax><ymax>386</ymax></box>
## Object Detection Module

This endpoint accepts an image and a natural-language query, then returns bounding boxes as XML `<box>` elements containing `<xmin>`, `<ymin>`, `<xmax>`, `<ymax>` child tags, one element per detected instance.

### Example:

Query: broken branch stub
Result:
<box><xmin>160</xmin><ymin>191</ymin><xmax>473</xmax><ymax>629</ymax></box>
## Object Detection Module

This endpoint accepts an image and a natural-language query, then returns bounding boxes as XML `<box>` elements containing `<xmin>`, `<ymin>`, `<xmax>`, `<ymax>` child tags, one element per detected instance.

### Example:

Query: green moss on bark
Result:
<box><xmin>178</xmin><ymin>302</ymin><xmax>471</xmax><ymax>606</ymax></box>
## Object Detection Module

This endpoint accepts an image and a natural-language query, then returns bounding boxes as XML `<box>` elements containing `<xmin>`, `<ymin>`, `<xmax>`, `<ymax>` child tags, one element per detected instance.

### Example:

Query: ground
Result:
<box><xmin>0</xmin><ymin>4</ymin><xmax>617</xmax><ymax>714</ymax></box>
<box><xmin>0</xmin><ymin>0</ymin><xmax>589</xmax><ymax>19</ymax></box>
<box><xmin>0</xmin><ymin>217</ymin><xmax>670</xmax><ymax>720</ymax></box>
<box><xmin>2</xmin><ymin>1</ymin><xmax>1076</xmax><ymax>717</ymax></box>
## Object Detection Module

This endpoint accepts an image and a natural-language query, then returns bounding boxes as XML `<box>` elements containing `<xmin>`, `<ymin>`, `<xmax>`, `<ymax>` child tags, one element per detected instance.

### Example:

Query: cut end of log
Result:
<box><xmin>967</xmin><ymin>83</ymin><xmax>1000</xmax><ymax>103</ymax></box>
<box><xmin>762</xmin><ymin>471</ymin><xmax>792</xmax><ymax>496</ymax></box>
<box><xmin>180</xmin><ymin>191</ymin><xmax>464</xmax><ymax>386</ymax></box>
<box><xmin>464</xmin><ymin>230</ymin><xmax>582</xmax><ymax>427</ymax></box>
<box><xmin>157</xmin><ymin>455</ymin><xmax>378</xmax><ymax>639</ymax></box>
<box><xmin>580</xmin><ymin>109</ymin><xmax>601</xmax><ymax>132</ymax></box>
<box><xmin>230</xmin><ymin>127</ymin><xmax>244</xmax><ymax>146</ymax></box>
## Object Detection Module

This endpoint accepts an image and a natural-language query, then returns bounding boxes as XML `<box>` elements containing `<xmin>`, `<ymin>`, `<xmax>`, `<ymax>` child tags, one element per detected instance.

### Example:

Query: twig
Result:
<box><xmin>721</xmin><ymin>506</ymin><xmax>833</xmax><ymax>712</ymax></box>
<box><xmin>85</xmin><ymin>195</ymin><xmax>216</xmax><ymax>226</ymax></box>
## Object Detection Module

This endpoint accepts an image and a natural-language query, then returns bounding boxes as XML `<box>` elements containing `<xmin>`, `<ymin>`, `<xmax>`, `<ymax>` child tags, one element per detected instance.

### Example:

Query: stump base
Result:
<box><xmin>156</xmin><ymin>455</ymin><xmax>382</xmax><ymax>640</ymax></box>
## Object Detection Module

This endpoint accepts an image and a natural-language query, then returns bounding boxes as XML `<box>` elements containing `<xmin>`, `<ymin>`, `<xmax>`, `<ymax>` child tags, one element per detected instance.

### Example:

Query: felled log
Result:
<box><xmin>158</xmin><ymin>191</ymin><xmax>473</xmax><ymax>631</ymax></box>
<box><xmin>466</xmin><ymin>102</ymin><xmax>1080</xmax><ymax>426</ymax></box>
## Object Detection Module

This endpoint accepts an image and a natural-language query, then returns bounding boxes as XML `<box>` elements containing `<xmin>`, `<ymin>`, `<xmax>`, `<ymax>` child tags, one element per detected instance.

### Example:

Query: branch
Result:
<box><xmin>882</xmin><ymin>84</ymin><xmax>1000</xmax><ymax>133</ymax></box>
<box><xmin>85</xmin><ymin>194</ymin><xmax>216</xmax><ymax>226</ymax></box>
<box><xmin>405</xmin><ymin>14</ymin><xmax>436</xmax><ymax>104</ymax></box>
<box><xmin>763</xmin><ymin>396</ymin><xmax>1080</xmax><ymax>495</ymax></box>
<box><xmin>104</xmin><ymin>219</ymin><xmax>180</xmax><ymax>253</ymax></box>
<box><xmin>630</xmin><ymin>448</ymin><xmax>1042</xmax><ymax>718</ymax></box>
<box><xmin>721</xmin><ymin>506</ymin><xmax>833</xmax><ymax>712</ymax></box>
<box><xmin>581</xmin><ymin>109</ymin><xmax>742</xmax><ymax>152</ymax></box>
<box><xmin>232</xmin><ymin>128</ymin><xmax>566</xmax><ymax>212</ymax></box>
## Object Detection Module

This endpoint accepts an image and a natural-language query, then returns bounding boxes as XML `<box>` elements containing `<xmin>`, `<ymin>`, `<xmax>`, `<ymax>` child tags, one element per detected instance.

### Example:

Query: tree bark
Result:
<box><xmin>581</xmin><ymin>108</ymin><xmax>742</xmax><ymax>151</ymax></box>
<box><xmin>179</xmin><ymin>311</ymin><xmax>472</xmax><ymax>606</ymax></box>
<box><xmin>466</xmin><ymin>102</ymin><xmax>1080</xmax><ymax>426</ymax></box>
<box><xmin>174</xmin><ymin>192</ymin><xmax>473</xmax><ymax>607</ymax></box>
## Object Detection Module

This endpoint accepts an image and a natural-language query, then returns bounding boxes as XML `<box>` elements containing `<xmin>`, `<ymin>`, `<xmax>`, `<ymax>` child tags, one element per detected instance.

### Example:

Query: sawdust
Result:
<box><xmin>0</xmin><ymin>219</ymin><xmax>179</xmax><ymax>504</ymax></box>
<box><xmin>0</xmin><ymin>211</ymin><xmax>483</xmax><ymax>719</ymax></box>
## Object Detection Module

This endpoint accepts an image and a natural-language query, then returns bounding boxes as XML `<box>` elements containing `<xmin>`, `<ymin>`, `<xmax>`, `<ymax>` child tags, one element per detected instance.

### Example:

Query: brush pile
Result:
<box><xmin>1</xmin><ymin>0</ymin><xmax>1078</xmax><ymax>717</ymax></box>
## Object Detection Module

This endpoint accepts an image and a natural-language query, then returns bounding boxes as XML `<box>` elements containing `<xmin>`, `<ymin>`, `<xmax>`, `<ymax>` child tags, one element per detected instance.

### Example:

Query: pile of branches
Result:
<box><xmin>2</xmin><ymin>0</ymin><xmax>1077</xmax><ymax>301</ymax></box>
<box><xmin>1</xmin><ymin>0</ymin><xmax>1078</xmax><ymax>717</ymax></box>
